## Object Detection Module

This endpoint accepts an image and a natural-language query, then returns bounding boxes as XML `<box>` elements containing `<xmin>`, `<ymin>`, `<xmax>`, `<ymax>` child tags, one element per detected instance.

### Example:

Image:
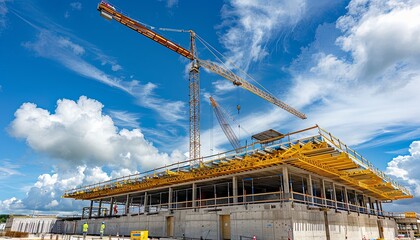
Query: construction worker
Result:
<box><xmin>100</xmin><ymin>222</ymin><xmax>106</xmax><ymax>239</ymax></box>
<box><xmin>82</xmin><ymin>221</ymin><xmax>88</xmax><ymax>240</ymax></box>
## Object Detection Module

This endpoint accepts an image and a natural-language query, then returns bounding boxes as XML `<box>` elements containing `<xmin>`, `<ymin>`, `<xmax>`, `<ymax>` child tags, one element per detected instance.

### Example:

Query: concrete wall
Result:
<box><xmin>63</xmin><ymin>202</ymin><xmax>398</xmax><ymax>240</ymax></box>
<box><xmin>7</xmin><ymin>217</ymin><xmax>57</xmax><ymax>234</ymax></box>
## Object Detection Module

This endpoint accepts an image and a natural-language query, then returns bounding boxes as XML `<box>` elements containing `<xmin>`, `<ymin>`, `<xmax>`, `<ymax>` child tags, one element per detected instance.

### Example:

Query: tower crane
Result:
<box><xmin>97</xmin><ymin>1</ymin><xmax>306</xmax><ymax>165</ymax></box>
<box><xmin>209</xmin><ymin>97</ymin><xmax>241</xmax><ymax>153</ymax></box>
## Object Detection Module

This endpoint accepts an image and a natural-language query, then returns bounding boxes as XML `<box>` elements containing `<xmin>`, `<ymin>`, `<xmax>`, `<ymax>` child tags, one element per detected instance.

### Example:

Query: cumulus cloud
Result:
<box><xmin>3</xmin><ymin>96</ymin><xmax>188</xmax><ymax>213</ymax></box>
<box><xmin>0</xmin><ymin>197</ymin><xmax>24</xmax><ymax>212</ymax></box>
<box><xmin>9</xmin><ymin>96</ymin><xmax>185</xmax><ymax>170</ymax></box>
<box><xmin>384</xmin><ymin>141</ymin><xmax>420</xmax><ymax>212</ymax></box>
<box><xmin>204</xmin><ymin>0</ymin><xmax>417</xmax><ymax>150</ymax></box>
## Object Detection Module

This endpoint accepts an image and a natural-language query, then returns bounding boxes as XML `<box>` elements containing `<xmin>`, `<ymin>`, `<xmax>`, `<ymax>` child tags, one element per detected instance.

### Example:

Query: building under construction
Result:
<box><xmin>58</xmin><ymin>3</ymin><xmax>413</xmax><ymax>240</ymax></box>
<box><xmin>62</xmin><ymin>125</ymin><xmax>412</xmax><ymax>240</ymax></box>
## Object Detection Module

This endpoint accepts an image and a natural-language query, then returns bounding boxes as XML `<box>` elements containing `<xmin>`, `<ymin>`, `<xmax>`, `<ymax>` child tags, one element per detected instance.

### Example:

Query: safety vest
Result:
<box><xmin>100</xmin><ymin>224</ymin><xmax>105</xmax><ymax>233</ymax></box>
<box><xmin>83</xmin><ymin>223</ymin><xmax>88</xmax><ymax>232</ymax></box>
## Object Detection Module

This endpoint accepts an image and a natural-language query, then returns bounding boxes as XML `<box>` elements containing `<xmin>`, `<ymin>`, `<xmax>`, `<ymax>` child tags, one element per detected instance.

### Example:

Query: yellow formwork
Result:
<box><xmin>63</xmin><ymin>126</ymin><xmax>412</xmax><ymax>201</ymax></box>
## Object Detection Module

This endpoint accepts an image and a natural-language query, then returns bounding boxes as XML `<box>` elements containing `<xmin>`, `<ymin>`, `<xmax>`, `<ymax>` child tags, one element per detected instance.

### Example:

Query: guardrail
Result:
<box><xmin>317</xmin><ymin>126</ymin><xmax>410</xmax><ymax>195</ymax></box>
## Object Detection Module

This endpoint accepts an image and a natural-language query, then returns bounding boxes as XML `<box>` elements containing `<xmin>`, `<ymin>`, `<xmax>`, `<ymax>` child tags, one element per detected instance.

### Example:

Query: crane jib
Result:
<box><xmin>198</xmin><ymin>60</ymin><xmax>307</xmax><ymax>119</ymax></box>
<box><xmin>98</xmin><ymin>3</ymin><xmax>194</xmax><ymax>60</ymax></box>
<box><xmin>97</xmin><ymin>1</ymin><xmax>306</xmax><ymax>120</ymax></box>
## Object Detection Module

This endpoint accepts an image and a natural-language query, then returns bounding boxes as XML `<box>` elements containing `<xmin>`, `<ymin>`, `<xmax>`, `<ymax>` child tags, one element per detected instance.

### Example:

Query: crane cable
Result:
<box><xmin>195</xmin><ymin>34</ymin><xmax>276</xmax><ymax>98</ymax></box>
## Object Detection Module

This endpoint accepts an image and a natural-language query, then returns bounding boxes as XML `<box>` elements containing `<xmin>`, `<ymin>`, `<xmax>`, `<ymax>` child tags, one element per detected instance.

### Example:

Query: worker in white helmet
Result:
<box><xmin>100</xmin><ymin>222</ymin><xmax>106</xmax><ymax>239</ymax></box>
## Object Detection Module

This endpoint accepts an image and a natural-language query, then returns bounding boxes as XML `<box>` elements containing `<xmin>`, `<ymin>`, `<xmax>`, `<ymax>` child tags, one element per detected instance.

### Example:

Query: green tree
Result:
<box><xmin>0</xmin><ymin>215</ymin><xmax>9</xmax><ymax>223</ymax></box>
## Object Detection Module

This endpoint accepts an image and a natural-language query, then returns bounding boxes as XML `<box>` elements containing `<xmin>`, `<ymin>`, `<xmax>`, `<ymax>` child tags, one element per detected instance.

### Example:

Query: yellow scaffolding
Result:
<box><xmin>63</xmin><ymin>125</ymin><xmax>411</xmax><ymax>201</ymax></box>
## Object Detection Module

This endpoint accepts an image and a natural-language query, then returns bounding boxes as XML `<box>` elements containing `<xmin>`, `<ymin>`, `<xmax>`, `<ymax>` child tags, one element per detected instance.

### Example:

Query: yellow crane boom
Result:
<box><xmin>199</xmin><ymin>60</ymin><xmax>306</xmax><ymax>119</ymax></box>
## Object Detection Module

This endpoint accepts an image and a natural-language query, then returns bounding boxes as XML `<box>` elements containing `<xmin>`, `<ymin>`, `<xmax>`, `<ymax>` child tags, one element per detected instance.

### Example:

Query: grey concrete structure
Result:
<box><xmin>61</xmin><ymin>202</ymin><xmax>397</xmax><ymax>240</ymax></box>
<box><xmin>5</xmin><ymin>216</ymin><xmax>59</xmax><ymax>234</ymax></box>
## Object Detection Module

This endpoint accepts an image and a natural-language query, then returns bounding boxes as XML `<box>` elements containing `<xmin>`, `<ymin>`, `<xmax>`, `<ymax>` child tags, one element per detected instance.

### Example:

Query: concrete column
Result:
<box><xmin>109</xmin><ymin>197</ymin><xmax>114</xmax><ymax>216</ymax></box>
<box><xmin>379</xmin><ymin>201</ymin><xmax>383</xmax><ymax>213</ymax></box>
<box><xmin>321</xmin><ymin>179</ymin><xmax>326</xmax><ymax>206</ymax></box>
<box><xmin>308</xmin><ymin>174</ymin><xmax>314</xmax><ymax>204</ymax></box>
<box><xmin>125</xmin><ymin>194</ymin><xmax>130</xmax><ymax>215</ymax></box>
<box><xmin>168</xmin><ymin>187</ymin><xmax>173</xmax><ymax>209</ymax></box>
<box><xmin>344</xmin><ymin>187</ymin><xmax>349</xmax><ymax>211</ymax></box>
<box><xmin>362</xmin><ymin>195</ymin><xmax>368</xmax><ymax>213</ymax></box>
<box><xmin>144</xmin><ymin>192</ymin><xmax>148</xmax><ymax>213</ymax></box>
<box><xmin>88</xmin><ymin>201</ymin><xmax>93</xmax><ymax>218</ymax></box>
<box><xmin>354</xmin><ymin>192</ymin><xmax>359</xmax><ymax>213</ymax></box>
<box><xmin>375</xmin><ymin>200</ymin><xmax>380</xmax><ymax>216</ymax></box>
<box><xmin>232</xmin><ymin>176</ymin><xmax>238</xmax><ymax>204</ymax></box>
<box><xmin>98</xmin><ymin>199</ymin><xmax>102</xmax><ymax>217</ymax></box>
<box><xmin>192</xmin><ymin>183</ymin><xmax>197</xmax><ymax>208</ymax></box>
<box><xmin>368</xmin><ymin>197</ymin><xmax>373</xmax><ymax>214</ymax></box>
<box><xmin>282</xmin><ymin>166</ymin><xmax>290</xmax><ymax>194</ymax></box>
<box><xmin>332</xmin><ymin>183</ymin><xmax>337</xmax><ymax>210</ymax></box>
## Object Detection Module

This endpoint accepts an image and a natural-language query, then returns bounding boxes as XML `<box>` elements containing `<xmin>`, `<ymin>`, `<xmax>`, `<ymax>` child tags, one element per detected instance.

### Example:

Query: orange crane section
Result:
<box><xmin>98</xmin><ymin>2</ymin><xmax>194</xmax><ymax>60</ymax></box>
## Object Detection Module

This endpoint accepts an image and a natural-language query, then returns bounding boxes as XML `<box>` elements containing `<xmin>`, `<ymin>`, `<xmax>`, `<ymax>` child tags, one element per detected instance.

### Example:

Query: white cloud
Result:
<box><xmin>0</xmin><ymin>197</ymin><xmax>23</xmax><ymax>212</ymax></box>
<box><xmin>281</xmin><ymin>0</ymin><xmax>420</xmax><ymax>147</ymax></box>
<box><xmin>212</xmin><ymin>79</ymin><xmax>237</xmax><ymax>94</ymax></box>
<box><xmin>130</xmin><ymin>81</ymin><xmax>186</xmax><ymax>122</ymax></box>
<box><xmin>9</xmin><ymin>96</ymin><xmax>185</xmax><ymax>170</ymax></box>
<box><xmin>35</xmin><ymin>173</ymin><xmax>58</xmax><ymax>188</ymax></box>
<box><xmin>109</xmin><ymin>110</ymin><xmax>140</xmax><ymax>128</ymax></box>
<box><xmin>219</xmin><ymin>0</ymin><xmax>307</xmax><ymax>70</ymax></box>
<box><xmin>46</xmin><ymin>200</ymin><xmax>59</xmax><ymax>208</ymax></box>
<box><xmin>0</xmin><ymin>0</ymin><xmax>11</xmax><ymax>30</ymax></box>
<box><xmin>385</xmin><ymin>141</ymin><xmax>420</xmax><ymax>212</ymax></box>
<box><xmin>166</xmin><ymin>0</ymin><xmax>178</xmax><ymax>8</ymax></box>
<box><xmin>111</xmin><ymin>64</ymin><xmax>122</xmax><ymax>71</ymax></box>
<box><xmin>0</xmin><ymin>160</ymin><xmax>22</xmax><ymax>179</ymax></box>
<box><xmin>336</xmin><ymin>0</ymin><xmax>420</xmax><ymax>81</ymax></box>
<box><xmin>22</xmin><ymin>29</ymin><xmax>185</xmax><ymax>122</ymax></box>
<box><xmin>4</xmin><ymin>94</ymin><xmax>187</xmax><ymax>213</ymax></box>
<box><xmin>201</xmin><ymin>0</ymin><xmax>420</xmax><ymax>154</ymax></box>
<box><xmin>70</xmin><ymin>2</ymin><xmax>82</xmax><ymax>11</ymax></box>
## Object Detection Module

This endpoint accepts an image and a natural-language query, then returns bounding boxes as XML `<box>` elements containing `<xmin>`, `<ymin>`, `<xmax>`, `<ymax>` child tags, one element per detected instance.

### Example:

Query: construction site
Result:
<box><xmin>2</xmin><ymin>1</ymin><xmax>416</xmax><ymax>240</ymax></box>
<box><xmin>64</xmin><ymin>2</ymin><xmax>413</xmax><ymax>240</ymax></box>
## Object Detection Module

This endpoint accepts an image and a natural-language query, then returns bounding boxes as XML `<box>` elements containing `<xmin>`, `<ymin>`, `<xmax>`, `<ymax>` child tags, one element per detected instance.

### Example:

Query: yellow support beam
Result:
<box><xmin>63</xmin><ymin>127</ymin><xmax>412</xmax><ymax>201</ymax></box>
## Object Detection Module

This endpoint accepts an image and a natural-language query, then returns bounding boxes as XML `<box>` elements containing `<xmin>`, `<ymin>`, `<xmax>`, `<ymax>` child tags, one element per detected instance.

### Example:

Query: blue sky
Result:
<box><xmin>1</xmin><ymin>0</ymin><xmax>420</xmax><ymax>214</ymax></box>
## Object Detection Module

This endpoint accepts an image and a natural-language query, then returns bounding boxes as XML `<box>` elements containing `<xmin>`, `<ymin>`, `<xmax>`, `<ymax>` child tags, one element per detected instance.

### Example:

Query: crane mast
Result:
<box><xmin>97</xmin><ymin>1</ymin><xmax>306</xmax><ymax>164</ymax></box>
<box><xmin>209</xmin><ymin>97</ymin><xmax>241</xmax><ymax>152</ymax></box>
